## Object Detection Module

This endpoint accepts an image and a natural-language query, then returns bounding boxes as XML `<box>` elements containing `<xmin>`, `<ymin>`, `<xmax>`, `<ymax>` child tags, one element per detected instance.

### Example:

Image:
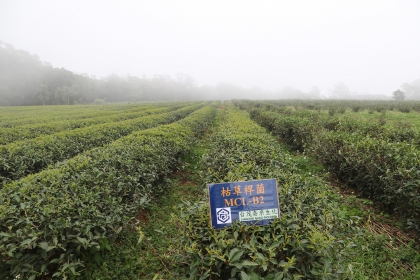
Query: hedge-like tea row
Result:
<box><xmin>238</xmin><ymin>102</ymin><xmax>420</xmax><ymax>234</ymax></box>
<box><xmin>0</xmin><ymin>102</ymin><xmax>144</xmax><ymax>116</ymax></box>
<box><xmin>237</xmin><ymin>99</ymin><xmax>420</xmax><ymax>115</ymax></box>
<box><xmin>333</xmin><ymin>114</ymin><xmax>420</xmax><ymax>145</ymax></box>
<box><xmin>237</xmin><ymin>100</ymin><xmax>420</xmax><ymax>145</ymax></box>
<box><xmin>0</xmin><ymin>103</ymin><xmax>149</xmax><ymax>128</ymax></box>
<box><xmin>0</xmin><ymin>104</ymin><xmax>217</xmax><ymax>280</ymax></box>
<box><xmin>0</xmin><ymin>103</ymin><xmax>205</xmax><ymax>186</ymax></box>
<box><xmin>0</xmin><ymin>106</ymin><xmax>176</xmax><ymax>145</ymax></box>
<box><xmin>0</xmin><ymin>102</ymin><xmax>176</xmax><ymax>128</ymax></box>
<box><xmin>0</xmin><ymin>104</ymin><xmax>111</xmax><ymax>122</ymax></box>
<box><xmin>249</xmin><ymin>109</ymin><xmax>318</xmax><ymax>152</ymax></box>
<box><xmin>179</xmin><ymin>105</ymin><xmax>357</xmax><ymax>279</ymax></box>
<box><xmin>0</xmin><ymin>104</ymin><xmax>191</xmax><ymax>145</ymax></box>
<box><xmin>312</xmin><ymin>131</ymin><xmax>420</xmax><ymax>232</ymax></box>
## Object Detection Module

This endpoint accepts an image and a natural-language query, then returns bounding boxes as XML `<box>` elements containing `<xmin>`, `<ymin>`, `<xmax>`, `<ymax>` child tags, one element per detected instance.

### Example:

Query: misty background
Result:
<box><xmin>1</xmin><ymin>0</ymin><xmax>420</xmax><ymax>105</ymax></box>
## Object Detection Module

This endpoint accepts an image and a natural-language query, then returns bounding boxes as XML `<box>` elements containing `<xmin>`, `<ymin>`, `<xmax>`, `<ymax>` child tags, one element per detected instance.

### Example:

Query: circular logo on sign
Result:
<box><xmin>217</xmin><ymin>208</ymin><xmax>230</xmax><ymax>223</ymax></box>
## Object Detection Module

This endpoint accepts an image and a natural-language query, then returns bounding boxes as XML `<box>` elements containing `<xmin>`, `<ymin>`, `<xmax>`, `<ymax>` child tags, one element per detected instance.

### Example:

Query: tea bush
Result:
<box><xmin>0</xmin><ymin>103</ymin><xmax>206</xmax><ymax>186</ymax></box>
<box><xmin>0</xmin><ymin>105</ymin><xmax>176</xmax><ymax>145</ymax></box>
<box><xmin>0</xmin><ymin>102</ymin><xmax>149</xmax><ymax>128</ymax></box>
<box><xmin>312</xmin><ymin>131</ymin><xmax>420</xmax><ymax>232</ymax></box>
<box><xmin>178</xmin><ymin>106</ymin><xmax>359</xmax><ymax>279</ymax></box>
<box><xmin>0</xmin><ymin>105</ymin><xmax>217</xmax><ymax>279</ymax></box>
<box><xmin>236</xmin><ymin>100</ymin><xmax>420</xmax><ymax>235</ymax></box>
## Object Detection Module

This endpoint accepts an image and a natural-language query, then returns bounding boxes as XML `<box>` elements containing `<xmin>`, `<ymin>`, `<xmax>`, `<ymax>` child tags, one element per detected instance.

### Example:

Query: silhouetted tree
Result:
<box><xmin>392</xmin><ymin>89</ymin><xmax>405</xmax><ymax>101</ymax></box>
<box><xmin>329</xmin><ymin>82</ymin><xmax>351</xmax><ymax>99</ymax></box>
<box><xmin>34</xmin><ymin>84</ymin><xmax>51</xmax><ymax>105</ymax></box>
<box><xmin>308</xmin><ymin>86</ymin><xmax>321</xmax><ymax>99</ymax></box>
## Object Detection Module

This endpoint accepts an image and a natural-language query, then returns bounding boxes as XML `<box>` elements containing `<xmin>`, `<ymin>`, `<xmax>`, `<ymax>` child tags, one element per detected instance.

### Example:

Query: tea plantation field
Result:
<box><xmin>1</xmin><ymin>101</ymin><xmax>419</xmax><ymax>279</ymax></box>
<box><xmin>236</xmin><ymin>100</ymin><xmax>420</xmax><ymax>235</ymax></box>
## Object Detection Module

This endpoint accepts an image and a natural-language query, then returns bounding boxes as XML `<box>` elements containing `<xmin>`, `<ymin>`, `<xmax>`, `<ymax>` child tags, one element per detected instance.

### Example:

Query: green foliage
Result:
<box><xmin>70</xmin><ymin>122</ymin><xmax>219</xmax><ymax>280</ymax></box>
<box><xmin>236</xmin><ymin>99</ymin><xmax>420</xmax><ymax>116</ymax></box>
<box><xmin>249</xmin><ymin>109</ymin><xmax>317</xmax><ymax>152</ymax></box>
<box><xmin>345</xmin><ymin>234</ymin><xmax>420</xmax><ymax>279</ymax></box>
<box><xmin>312</xmin><ymin>131</ymin><xmax>420</xmax><ymax>232</ymax></box>
<box><xmin>178</xmin><ymin>105</ymin><xmax>359</xmax><ymax>279</ymax></box>
<box><xmin>1</xmin><ymin>100</ymin><xmax>418</xmax><ymax>279</ymax></box>
<box><xmin>0</xmin><ymin>103</ymin><xmax>206</xmax><ymax>185</ymax></box>
<box><xmin>0</xmin><ymin>105</ymin><xmax>217</xmax><ymax>279</ymax></box>
<box><xmin>0</xmin><ymin>105</ymin><xmax>174</xmax><ymax>144</ymax></box>
<box><xmin>0</xmin><ymin>102</ymin><xmax>149</xmax><ymax>128</ymax></box>
<box><xmin>236</xmin><ymin>100</ymin><xmax>420</xmax><ymax>235</ymax></box>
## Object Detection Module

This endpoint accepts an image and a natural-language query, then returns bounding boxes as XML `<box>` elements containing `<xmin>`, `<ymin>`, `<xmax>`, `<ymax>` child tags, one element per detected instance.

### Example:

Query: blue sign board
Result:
<box><xmin>208</xmin><ymin>178</ymin><xmax>280</xmax><ymax>229</ymax></box>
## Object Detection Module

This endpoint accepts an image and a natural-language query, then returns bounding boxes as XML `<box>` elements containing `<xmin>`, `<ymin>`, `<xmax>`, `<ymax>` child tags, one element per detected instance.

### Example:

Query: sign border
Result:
<box><xmin>208</xmin><ymin>178</ymin><xmax>280</xmax><ymax>229</ymax></box>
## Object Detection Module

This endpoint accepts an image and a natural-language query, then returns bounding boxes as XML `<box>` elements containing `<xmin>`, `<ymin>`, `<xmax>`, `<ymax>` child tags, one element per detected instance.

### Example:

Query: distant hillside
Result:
<box><xmin>1</xmin><ymin>41</ymin><xmax>418</xmax><ymax>105</ymax></box>
<box><xmin>0</xmin><ymin>42</ymin><xmax>211</xmax><ymax>105</ymax></box>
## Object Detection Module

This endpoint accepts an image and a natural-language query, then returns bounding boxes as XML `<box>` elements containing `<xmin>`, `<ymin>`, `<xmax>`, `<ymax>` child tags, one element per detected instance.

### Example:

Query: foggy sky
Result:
<box><xmin>1</xmin><ymin>0</ymin><xmax>419</xmax><ymax>97</ymax></box>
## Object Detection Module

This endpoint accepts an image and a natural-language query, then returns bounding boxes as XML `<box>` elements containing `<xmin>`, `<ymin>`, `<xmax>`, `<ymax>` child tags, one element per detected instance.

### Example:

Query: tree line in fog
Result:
<box><xmin>1</xmin><ymin>41</ymin><xmax>419</xmax><ymax>106</ymax></box>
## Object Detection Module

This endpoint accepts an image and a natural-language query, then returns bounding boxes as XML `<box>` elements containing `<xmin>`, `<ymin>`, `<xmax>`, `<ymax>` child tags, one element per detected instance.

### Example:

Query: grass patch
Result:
<box><xmin>345</xmin><ymin>234</ymin><xmax>420</xmax><ymax>279</ymax></box>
